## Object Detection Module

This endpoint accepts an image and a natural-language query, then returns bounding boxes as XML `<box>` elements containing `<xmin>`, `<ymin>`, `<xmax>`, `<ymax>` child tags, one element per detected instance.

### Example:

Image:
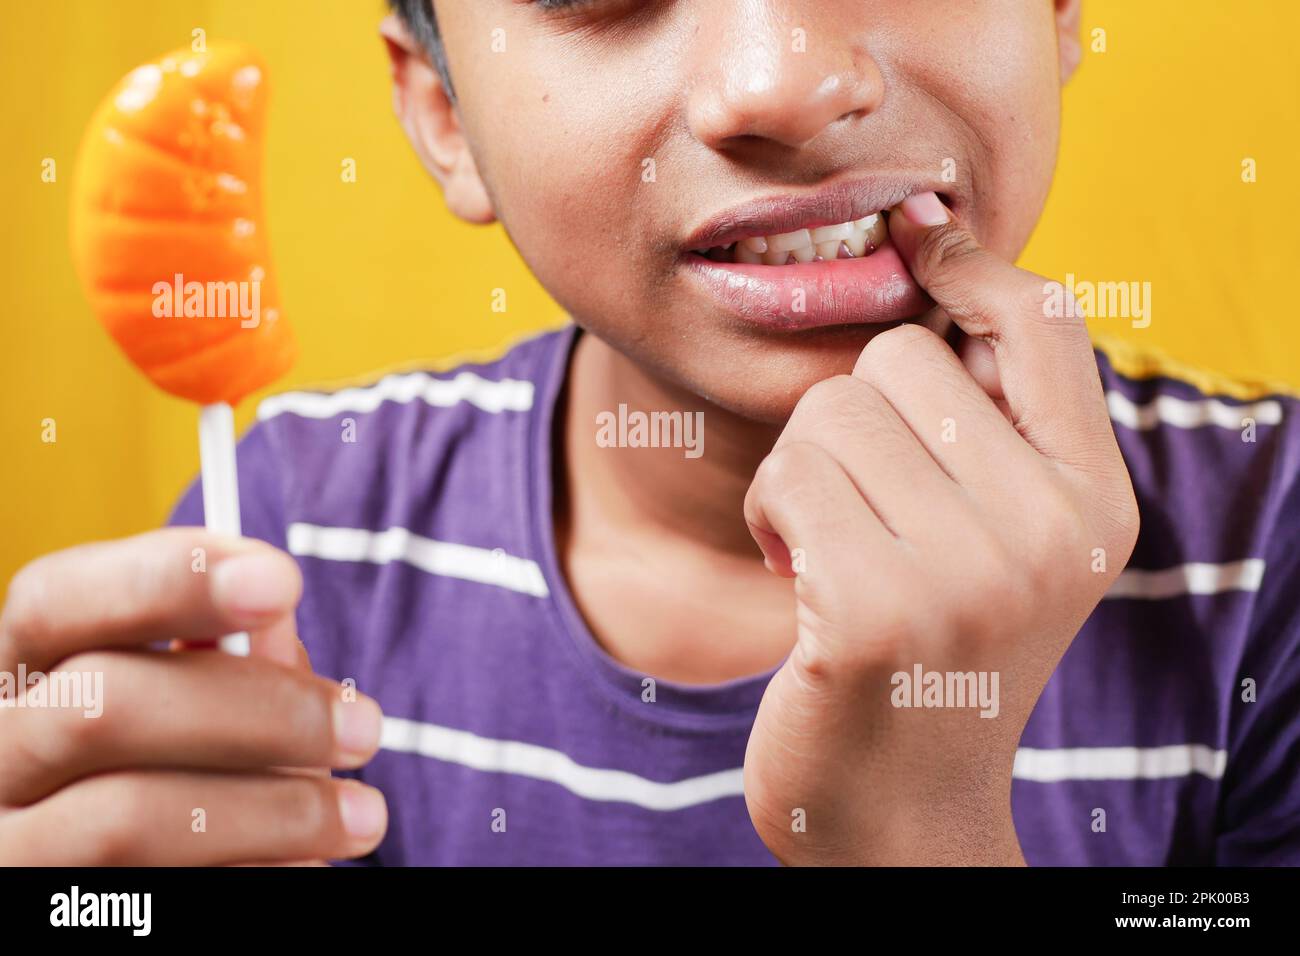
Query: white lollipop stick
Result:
<box><xmin>199</xmin><ymin>403</ymin><xmax>250</xmax><ymax>656</ymax></box>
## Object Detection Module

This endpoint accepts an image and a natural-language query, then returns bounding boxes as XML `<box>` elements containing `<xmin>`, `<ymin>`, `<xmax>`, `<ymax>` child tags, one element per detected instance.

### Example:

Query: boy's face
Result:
<box><xmin>405</xmin><ymin>1</ymin><xmax>1077</xmax><ymax>424</ymax></box>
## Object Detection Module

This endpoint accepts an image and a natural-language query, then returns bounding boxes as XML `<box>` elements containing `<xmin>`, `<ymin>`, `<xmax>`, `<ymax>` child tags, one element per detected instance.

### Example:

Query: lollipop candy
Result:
<box><xmin>70</xmin><ymin>43</ymin><xmax>295</xmax><ymax>654</ymax></box>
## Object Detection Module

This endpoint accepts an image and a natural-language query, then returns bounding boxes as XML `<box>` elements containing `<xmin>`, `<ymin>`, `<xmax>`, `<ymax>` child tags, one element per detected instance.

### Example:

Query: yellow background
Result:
<box><xmin>3</xmin><ymin>0</ymin><xmax>1297</xmax><ymax>589</ymax></box>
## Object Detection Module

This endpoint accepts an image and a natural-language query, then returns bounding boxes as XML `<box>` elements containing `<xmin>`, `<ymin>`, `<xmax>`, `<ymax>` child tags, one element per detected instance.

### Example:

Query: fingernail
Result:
<box><xmin>211</xmin><ymin>552</ymin><xmax>299</xmax><ymax>620</ymax></box>
<box><xmin>338</xmin><ymin>782</ymin><xmax>387</xmax><ymax>843</ymax></box>
<box><xmin>333</xmin><ymin>694</ymin><xmax>384</xmax><ymax>767</ymax></box>
<box><xmin>899</xmin><ymin>192</ymin><xmax>949</xmax><ymax>226</ymax></box>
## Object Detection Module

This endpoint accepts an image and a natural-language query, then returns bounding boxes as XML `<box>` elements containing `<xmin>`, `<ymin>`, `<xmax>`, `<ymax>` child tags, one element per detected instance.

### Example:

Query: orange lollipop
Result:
<box><xmin>70</xmin><ymin>42</ymin><xmax>294</xmax><ymax>406</ymax></box>
<box><xmin>70</xmin><ymin>42</ymin><xmax>293</xmax><ymax>655</ymax></box>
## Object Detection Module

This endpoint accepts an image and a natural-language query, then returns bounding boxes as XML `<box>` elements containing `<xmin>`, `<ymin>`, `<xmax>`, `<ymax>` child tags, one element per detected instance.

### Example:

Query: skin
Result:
<box><xmin>0</xmin><ymin>532</ymin><xmax>386</xmax><ymax>865</ymax></box>
<box><xmin>0</xmin><ymin>0</ymin><xmax>1131</xmax><ymax>866</ymax></box>
<box><xmin>378</xmin><ymin>0</ymin><xmax>1131</xmax><ymax>866</ymax></box>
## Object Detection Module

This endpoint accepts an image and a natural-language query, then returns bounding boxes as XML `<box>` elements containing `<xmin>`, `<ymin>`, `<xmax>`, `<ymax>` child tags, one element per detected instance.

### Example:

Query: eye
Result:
<box><xmin>526</xmin><ymin>0</ymin><xmax>653</xmax><ymax>30</ymax></box>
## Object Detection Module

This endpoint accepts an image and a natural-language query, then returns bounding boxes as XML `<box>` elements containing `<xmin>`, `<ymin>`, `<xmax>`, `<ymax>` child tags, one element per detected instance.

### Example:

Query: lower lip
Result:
<box><xmin>680</xmin><ymin>238</ymin><xmax>930</xmax><ymax>331</ymax></box>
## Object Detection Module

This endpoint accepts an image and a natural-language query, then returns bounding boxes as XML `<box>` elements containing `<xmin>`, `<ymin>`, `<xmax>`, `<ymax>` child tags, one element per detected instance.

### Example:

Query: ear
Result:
<box><xmin>1054</xmin><ymin>0</ymin><xmax>1083</xmax><ymax>83</ymax></box>
<box><xmin>379</xmin><ymin>13</ymin><xmax>495</xmax><ymax>225</ymax></box>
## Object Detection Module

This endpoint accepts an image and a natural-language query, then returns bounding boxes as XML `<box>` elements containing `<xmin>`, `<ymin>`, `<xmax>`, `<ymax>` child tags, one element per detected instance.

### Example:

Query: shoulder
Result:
<box><xmin>1092</xmin><ymin>333</ymin><xmax>1300</xmax><ymax>598</ymax></box>
<box><xmin>1093</xmin><ymin>334</ymin><xmax>1300</xmax><ymax>488</ymax></box>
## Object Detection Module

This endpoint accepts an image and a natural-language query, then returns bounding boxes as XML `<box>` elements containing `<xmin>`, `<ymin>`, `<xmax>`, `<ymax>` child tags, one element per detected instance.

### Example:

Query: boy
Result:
<box><xmin>1</xmin><ymin>0</ymin><xmax>1296</xmax><ymax>865</ymax></box>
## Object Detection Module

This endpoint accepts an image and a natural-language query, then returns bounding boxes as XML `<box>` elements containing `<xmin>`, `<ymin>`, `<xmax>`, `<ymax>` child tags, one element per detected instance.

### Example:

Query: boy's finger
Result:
<box><xmin>888</xmin><ymin>193</ymin><xmax>1113</xmax><ymax>470</ymax></box>
<box><xmin>0</xmin><ymin>650</ymin><xmax>381</xmax><ymax>806</ymax></box>
<box><xmin>176</xmin><ymin>613</ymin><xmax>307</xmax><ymax>669</ymax></box>
<box><xmin>0</xmin><ymin>529</ymin><xmax>302</xmax><ymax>674</ymax></box>
<box><xmin>744</xmin><ymin>438</ymin><xmax>895</xmax><ymax>579</ymax></box>
<box><xmin>3</xmin><ymin>771</ymin><xmax>387</xmax><ymax>866</ymax></box>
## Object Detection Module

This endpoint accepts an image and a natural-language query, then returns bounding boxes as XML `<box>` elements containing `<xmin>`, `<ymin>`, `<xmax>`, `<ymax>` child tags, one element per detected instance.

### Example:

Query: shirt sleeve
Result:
<box><xmin>167</xmin><ymin>420</ymin><xmax>290</xmax><ymax>554</ymax></box>
<box><xmin>1215</xmin><ymin>413</ymin><xmax>1300</xmax><ymax>865</ymax></box>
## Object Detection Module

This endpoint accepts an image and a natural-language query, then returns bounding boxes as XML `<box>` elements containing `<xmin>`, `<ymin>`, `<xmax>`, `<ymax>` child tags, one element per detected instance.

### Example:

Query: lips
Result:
<box><xmin>679</xmin><ymin>179</ymin><xmax>943</xmax><ymax>331</ymax></box>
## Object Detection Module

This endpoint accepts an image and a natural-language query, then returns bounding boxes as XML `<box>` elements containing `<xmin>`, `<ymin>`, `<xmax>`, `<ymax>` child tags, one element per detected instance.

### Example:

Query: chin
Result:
<box><xmin>668</xmin><ymin>323</ymin><xmax>915</xmax><ymax>426</ymax></box>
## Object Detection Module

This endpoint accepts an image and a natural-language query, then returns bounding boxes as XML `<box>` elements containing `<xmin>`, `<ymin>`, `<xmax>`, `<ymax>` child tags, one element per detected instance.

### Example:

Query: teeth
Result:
<box><xmin>769</xmin><ymin>228</ymin><xmax>813</xmax><ymax>253</ymax></box>
<box><xmin>810</xmin><ymin>222</ymin><xmax>856</xmax><ymax>243</ymax></box>
<box><xmin>700</xmin><ymin>210</ymin><xmax>890</xmax><ymax>265</ymax></box>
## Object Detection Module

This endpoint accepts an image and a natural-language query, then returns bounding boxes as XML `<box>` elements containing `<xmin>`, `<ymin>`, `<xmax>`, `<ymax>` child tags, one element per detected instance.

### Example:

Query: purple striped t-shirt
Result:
<box><xmin>170</xmin><ymin>324</ymin><xmax>1300</xmax><ymax>865</ymax></box>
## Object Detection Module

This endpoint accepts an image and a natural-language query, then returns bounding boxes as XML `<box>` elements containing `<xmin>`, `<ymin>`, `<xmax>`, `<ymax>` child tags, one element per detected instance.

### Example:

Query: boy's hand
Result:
<box><xmin>0</xmin><ymin>530</ymin><xmax>388</xmax><ymax>865</ymax></box>
<box><xmin>741</xmin><ymin>193</ymin><xmax>1139</xmax><ymax>865</ymax></box>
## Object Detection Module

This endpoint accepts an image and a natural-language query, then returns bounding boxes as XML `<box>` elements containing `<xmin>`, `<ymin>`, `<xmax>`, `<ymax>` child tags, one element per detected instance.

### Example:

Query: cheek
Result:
<box><xmin>901</xmin><ymin>3</ymin><xmax>1061</xmax><ymax>256</ymax></box>
<box><xmin>462</xmin><ymin>80</ymin><xmax>660</xmax><ymax>317</ymax></box>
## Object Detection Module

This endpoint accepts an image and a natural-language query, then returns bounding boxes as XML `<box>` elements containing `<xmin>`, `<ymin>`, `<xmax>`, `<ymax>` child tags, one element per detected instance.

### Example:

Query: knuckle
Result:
<box><xmin>791</xmin><ymin>376</ymin><xmax>887</xmax><ymax>443</ymax></box>
<box><xmin>916</xmin><ymin>222</ymin><xmax>982</xmax><ymax>273</ymax></box>
<box><xmin>913</xmin><ymin>223</ymin><xmax>988</xmax><ymax>297</ymax></box>
<box><xmin>0</xmin><ymin>558</ymin><xmax>57</xmax><ymax>661</ymax></box>
<box><xmin>1</xmin><ymin>709</ymin><xmax>62</xmax><ymax>787</ymax></box>
<box><xmin>46</xmin><ymin>704</ymin><xmax>102</xmax><ymax>767</ymax></box>
<box><xmin>1026</xmin><ymin>270</ymin><xmax>1090</xmax><ymax>333</ymax></box>
<box><xmin>754</xmin><ymin>440</ymin><xmax>833</xmax><ymax>498</ymax></box>
<box><xmin>84</xmin><ymin>775</ymin><xmax>149</xmax><ymax>865</ymax></box>
<box><xmin>275</xmin><ymin>678</ymin><xmax>334</xmax><ymax>763</ymax></box>
<box><xmin>910</xmin><ymin>229</ymin><xmax>1002</xmax><ymax>330</ymax></box>
<box><xmin>269</xmin><ymin>777</ymin><xmax>336</xmax><ymax>849</ymax></box>
<box><xmin>854</xmin><ymin>324</ymin><xmax>947</xmax><ymax>387</ymax></box>
<box><xmin>746</xmin><ymin>441</ymin><xmax>839</xmax><ymax>539</ymax></box>
<box><xmin>798</xmin><ymin>374</ymin><xmax>860</xmax><ymax>411</ymax></box>
<box><xmin>0</xmin><ymin>651</ymin><xmax>120</xmax><ymax>786</ymax></box>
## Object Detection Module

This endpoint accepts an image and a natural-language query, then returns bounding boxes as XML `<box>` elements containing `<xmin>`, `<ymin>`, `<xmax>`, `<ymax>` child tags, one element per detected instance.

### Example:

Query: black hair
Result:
<box><xmin>387</xmin><ymin>0</ymin><xmax>454</xmax><ymax>95</ymax></box>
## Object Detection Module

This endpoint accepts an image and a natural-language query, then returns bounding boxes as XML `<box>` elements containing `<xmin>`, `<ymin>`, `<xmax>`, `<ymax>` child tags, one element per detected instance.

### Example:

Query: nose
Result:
<box><xmin>687</xmin><ymin>0</ymin><xmax>885</xmax><ymax>151</ymax></box>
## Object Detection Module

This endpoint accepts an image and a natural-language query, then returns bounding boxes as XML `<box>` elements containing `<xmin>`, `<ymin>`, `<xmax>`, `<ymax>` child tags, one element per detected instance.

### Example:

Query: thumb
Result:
<box><xmin>888</xmin><ymin>191</ymin><xmax>1036</xmax><ymax>342</ymax></box>
<box><xmin>888</xmin><ymin>192</ymin><xmax>1111</xmax><ymax>468</ymax></box>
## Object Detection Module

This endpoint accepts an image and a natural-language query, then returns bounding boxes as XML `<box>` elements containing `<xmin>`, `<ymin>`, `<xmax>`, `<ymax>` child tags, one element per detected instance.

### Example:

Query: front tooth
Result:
<box><xmin>769</xmin><ymin>228</ymin><xmax>812</xmax><ymax>253</ymax></box>
<box><xmin>762</xmin><ymin>247</ymin><xmax>791</xmax><ymax>265</ymax></box>
<box><xmin>790</xmin><ymin>244</ymin><xmax>817</xmax><ymax>263</ymax></box>
<box><xmin>853</xmin><ymin>213</ymin><xmax>881</xmax><ymax>232</ymax></box>
<box><xmin>735</xmin><ymin>244</ymin><xmax>763</xmax><ymax>264</ymax></box>
<box><xmin>814</xmin><ymin>240</ymin><xmax>842</xmax><ymax>260</ymax></box>
<box><xmin>810</xmin><ymin>222</ymin><xmax>855</xmax><ymax>244</ymax></box>
<box><xmin>740</xmin><ymin>236</ymin><xmax>768</xmax><ymax>254</ymax></box>
<box><xmin>864</xmin><ymin>213</ymin><xmax>887</xmax><ymax>248</ymax></box>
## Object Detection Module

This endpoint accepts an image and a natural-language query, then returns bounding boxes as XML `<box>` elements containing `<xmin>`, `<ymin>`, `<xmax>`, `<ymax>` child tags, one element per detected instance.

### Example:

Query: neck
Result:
<box><xmin>561</xmin><ymin>330</ymin><xmax>781</xmax><ymax>559</ymax></box>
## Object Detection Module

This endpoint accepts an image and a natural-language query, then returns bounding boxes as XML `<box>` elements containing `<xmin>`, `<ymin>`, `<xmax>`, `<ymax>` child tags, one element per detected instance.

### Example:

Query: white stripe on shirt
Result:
<box><xmin>1107</xmin><ymin>389</ymin><xmax>1282</xmax><ymax>431</ymax></box>
<box><xmin>287</xmin><ymin>523</ymin><xmax>549</xmax><ymax>598</ymax></box>
<box><xmin>1106</xmin><ymin>559</ymin><xmax>1265</xmax><ymax>599</ymax></box>
<box><xmin>258</xmin><ymin>370</ymin><xmax>534</xmax><ymax>420</ymax></box>
<box><xmin>380</xmin><ymin>716</ymin><xmax>1226</xmax><ymax>809</ymax></box>
<box><xmin>1013</xmin><ymin>744</ymin><xmax>1226</xmax><ymax>782</ymax></box>
<box><xmin>381</xmin><ymin>717</ymin><xmax>746</xmax><ymax>811</ymax></box>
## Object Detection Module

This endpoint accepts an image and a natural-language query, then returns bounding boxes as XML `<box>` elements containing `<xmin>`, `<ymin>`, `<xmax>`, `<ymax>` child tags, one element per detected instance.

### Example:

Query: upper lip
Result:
<box><xmin>682</xmin><ymin>176</ymin><xmax>948</xmax><ymax>252</ymax></box>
